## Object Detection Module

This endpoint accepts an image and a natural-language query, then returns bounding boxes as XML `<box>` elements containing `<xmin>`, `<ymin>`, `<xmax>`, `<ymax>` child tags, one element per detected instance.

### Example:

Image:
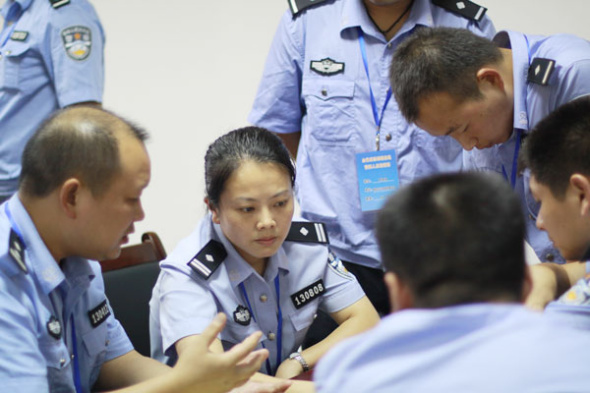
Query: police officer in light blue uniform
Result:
<box><xmin>0</xmin><ymin>0</ymin><xmax>105</xmax><ymax>202</ymax></box>
<box><xmin>149</xmin><ymin>127</ymin><xmax>378</xmax><ymax>381</ymax></box>
<box><xmin>464</xmin><ymin>30</ymin><xmax>590</xmax><ymax>264</ymax></box>
<box><xmin>314</xmin><ymin>173</ymin><xmax>590</xmax><ymax>393</ymax></box>
<box><xmin>248</xmin><ymin>0</ymin><xmax>495</xmax><ymax>317</ymax></box>
<box><xmin>0</xmin><ymin>197</ymin><xmax>133</xmax><ymax>392</ymax></box>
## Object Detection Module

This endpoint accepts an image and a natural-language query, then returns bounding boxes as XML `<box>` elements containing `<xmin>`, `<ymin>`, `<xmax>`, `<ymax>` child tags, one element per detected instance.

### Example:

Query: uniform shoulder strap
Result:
<box><xmin>527</xmin><ymin>57</ymin><xmax>556</xmax><ymax>86</ymax></box>
<box><xmin>431</xmin><ymin>0</ymin><xmax>487</xmax><ymax>22</ymax></box>
<box><xmin>288</xmin><ymin>0</ymin><xmax>331</xmax><ymax>17</ymax></box>
<box><xmin>286</xmin><ymin>221</ymin><xmax>329</xmax><ymax>244</ymax></box>
<box><xmin>49</xmin><ymin>0</ymin><xmax>70</xmax><ymax>9</ymax></box>
<box><xmin>186</xmin><ymin>240</ymin><xmax>227</xmax><ymax>280</ymax></box>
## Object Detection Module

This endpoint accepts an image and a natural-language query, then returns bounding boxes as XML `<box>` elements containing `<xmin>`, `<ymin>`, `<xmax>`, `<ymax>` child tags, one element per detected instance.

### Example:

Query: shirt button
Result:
<box><xmin>387</xmin><ymin>43</ymin><xmax>392</xmax><ymax>49</ymax></box>
<box><xmin>545</xmin><ymin>253</ymin><xmax>554</xmax><ymax>262</ymax></box>
<box><xmin>385</xmin><ymin>133</ymin><xmax>392</xmax><ymax>142</ymax></box>
<box><xmin>60</xmin><ymin>358</ymin><xmax>66</xmax><ymax>367</ymax></box>
<box><xmin>268</xmin><ymin>332</ymin><xmax>276</xmax><ymax>341</ymax></box>
<box><xmin>321</xmin><ymin>89</ymin><xmax>328</xmax><ymax>97</ymax></box>
<box><xmin>260</xmin><ymin>294</ymin><xmax>268</xmax><ymax>303</ymax></box>
<box><xmin>105</xmin><ymin>339</ymin><xmax>110</xmax><ymax>346</ymax></box>
<box><xmin>4</xmin><ymin>50</ymin><xmax>10</xmax><ymax>55</ymax></box>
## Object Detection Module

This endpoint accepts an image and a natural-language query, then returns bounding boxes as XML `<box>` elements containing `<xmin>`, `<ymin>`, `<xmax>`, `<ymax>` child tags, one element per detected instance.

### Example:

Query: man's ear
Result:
<box><xmin>60</xmin><ymin>178</ymin><xmax>82</xmax><ymax>219</ymax></box>
<box><xmin>204</xmin><ymin>197</ymin><xmax>220</xmax><ymax>224</ymax></box>
<box><xmin>476</xmin><ymin>67</ymin><xmax>505</xmax><ymax>91</ymax></box>
<box><xmin>384</xmin><ymin>271</ymin><xmax>414</xmax><ymax>313</ymax></box>
<box><xmin>569</xmin><ymin>174</ymin><xmax>590</xmax><ymax>216</ymax></box>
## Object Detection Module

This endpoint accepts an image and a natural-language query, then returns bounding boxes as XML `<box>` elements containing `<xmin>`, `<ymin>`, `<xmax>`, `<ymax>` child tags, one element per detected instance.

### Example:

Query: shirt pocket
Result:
<box><xmin>1</xmin><ymin>42</ymin><xmax>30</xmax><ymax>90</ymax></box>
<box><xmin>39</xmin><ymin>337</ymin><xmax>73</xmax><ymax>393</ymax></box>
<box><xmin>302</xmin><ymin>78</ymin><xmax>356</xmax><ymax>143</ymax></box>
<box><xmin>81</xmin><ymin>323</ymin><xmax>108</xmax><ymax>386</ymax></box>
<box><xmin>220</xmin><ymin>319</ymin><xmax>261</xmax><ymax>349</ymax></box>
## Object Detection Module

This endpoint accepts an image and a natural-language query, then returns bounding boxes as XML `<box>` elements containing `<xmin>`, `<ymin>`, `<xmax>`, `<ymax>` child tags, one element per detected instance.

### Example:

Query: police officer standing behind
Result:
<box><xmin>248</xmin><ymin>0</ymin><xmax>495</xmax><ymax>338</ymax></box>
<box><xmin>0</xmin><ymin>106</ymin><xmax>270</xmax><ymax>392</ymax></box>
<box><xmin>0</xmin><ymin>0</ymin><xmax>105</xmax><ymax>203</ymax></box>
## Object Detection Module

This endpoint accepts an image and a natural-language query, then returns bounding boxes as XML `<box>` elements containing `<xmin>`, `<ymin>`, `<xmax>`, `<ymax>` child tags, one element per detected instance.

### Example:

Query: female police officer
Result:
<box><xmin>149</xmin><ymin>127</ymin><xmax>378</xmax><ymax>388</ymax></box>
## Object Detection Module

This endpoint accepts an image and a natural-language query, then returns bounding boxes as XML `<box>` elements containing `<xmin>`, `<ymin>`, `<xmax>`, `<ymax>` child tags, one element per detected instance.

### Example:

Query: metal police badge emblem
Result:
<box><xmin>310</xmin><ymin>58</ymin><xmax>345</xmax><ymax>76</ymax></box>
<box><xmin>47</xmin><ymin>316</ymin><xmax>62</xmax><ymax>339</ymax></box>
<box><xmin>61</xmin><ymin>26</ymin><xmax>92</xmax><ymax>61</ymax></box>
<box><xmin>233</xmin><ymin>305</ymin><xmax>251</xmax><ymax>326</ymax></box>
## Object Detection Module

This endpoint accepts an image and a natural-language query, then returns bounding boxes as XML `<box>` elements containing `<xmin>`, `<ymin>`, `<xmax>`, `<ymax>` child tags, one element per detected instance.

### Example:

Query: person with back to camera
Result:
<box><xmin>389</xmin><ymin>26</ymin><xmax>590</xmax><ymax>265</ymax></box>
<box><xmin>149</xmin><ymin>126</ymin><xmax>379</xmax><ymax>392</ymax></box>
<box><xmin>314</xmin><ymin>172</ymin><xmax>590</xmax><ymax>392</ymax></box>
<box><xmin>0</xmin><ymin>106</ymin><xmax>271</xmax><ymax>393</ymax></box>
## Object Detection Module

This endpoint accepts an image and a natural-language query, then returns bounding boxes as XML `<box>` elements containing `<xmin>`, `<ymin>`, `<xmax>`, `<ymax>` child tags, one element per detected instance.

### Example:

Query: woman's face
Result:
<box><xmin>210</xmin><ymin>160</ymin><xmax>294</xmax><ymax>268</ymax></box>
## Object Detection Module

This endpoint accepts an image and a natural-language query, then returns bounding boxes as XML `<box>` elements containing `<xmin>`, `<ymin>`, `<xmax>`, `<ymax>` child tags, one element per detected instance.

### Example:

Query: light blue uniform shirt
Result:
<box><xmin>0</xmin><ymin>196</ymin><xmax>133</xmax><ymax>392</ymax></box>
<box><xmin>464</xmin><ymin>31</ymin><xmax>590</xmax><ymax>264</ymax></box>
<box><xmin>315</xmin><ymin>304</ymin><xmax>590</xmax><ymax>392</ymax></box>
<box><xmin>149</xmin><ymin>215</ymin><xmax>365</xmax><ymax>374</ymax></box>
<box><xmin>248</xmin><ymin>0</ymin><xmax>495</xmax><ymax>269</ymax></box>
<box><xmin>0</xmin><ymin>0</ymin><xmax>104</xmax><ymax>196</ymax></box>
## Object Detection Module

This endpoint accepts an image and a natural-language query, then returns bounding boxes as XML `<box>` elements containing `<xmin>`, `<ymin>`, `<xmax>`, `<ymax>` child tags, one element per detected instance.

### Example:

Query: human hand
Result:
<box><xmin>173</xmin><ymin>313</ymin><xmax>269</xmax><ymax>393</ymax></box>
<box><xmin>229</xmin><ymin>379</ymin><xmax>292</xmax><ymax>393</ymax></box>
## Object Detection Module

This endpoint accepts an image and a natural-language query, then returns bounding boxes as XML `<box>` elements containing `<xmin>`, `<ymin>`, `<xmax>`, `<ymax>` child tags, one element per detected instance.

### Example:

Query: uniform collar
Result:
<box><xmin>7</xmin><ymin>195</ymin><xmax>94</xmax><ymax>296</ymax></box>
<box><xmin>1</xmin><ymin>0</ymin><xmax>32</xmax><ymax>18</ymax></box>
<box><xmin>211</xmin><ymin>219</ymin><xmax>289</xmax><ymax>288</ymax></box>
<box><xmin>341</xmin><ymin>0</ymin><xmax>435</xmax><ymax>41</ymax></box>
<box><xmin>494</xmin><ymin>30</ymin><xmax>531</xmax><ymax>132</ymax></box>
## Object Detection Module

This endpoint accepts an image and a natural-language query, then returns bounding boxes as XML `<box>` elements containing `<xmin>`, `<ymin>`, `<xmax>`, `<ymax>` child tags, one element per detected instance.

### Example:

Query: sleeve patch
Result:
<box><xmin>328</xmin><ymin>252</ymin><xmax>353</xmax><ymax>280</ymax></box>
<box><xmin>61</xmin><ymin>26</ymin><xmax>92</xmax><ymax>61</ymax></box>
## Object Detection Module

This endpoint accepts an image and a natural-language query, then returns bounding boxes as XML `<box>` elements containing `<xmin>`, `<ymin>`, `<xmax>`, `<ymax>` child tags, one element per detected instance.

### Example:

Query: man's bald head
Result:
<box><xmin>19</xmin><ymin>107</ymin><xmax>148</xmax><ymax>198</ymax></box>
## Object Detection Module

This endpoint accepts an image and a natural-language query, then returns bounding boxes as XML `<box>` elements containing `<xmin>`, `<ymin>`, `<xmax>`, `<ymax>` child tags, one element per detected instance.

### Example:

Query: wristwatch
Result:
<box><xmin>289</xmin><ymin>351</ymin><xmax>310</xmax><ymax>372</ymax></box>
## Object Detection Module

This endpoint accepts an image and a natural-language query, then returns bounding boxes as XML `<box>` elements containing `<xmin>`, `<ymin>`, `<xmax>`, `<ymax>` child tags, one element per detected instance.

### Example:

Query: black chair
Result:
<box><xmin>99</xmin><ymin>232</ymin><xmax>166</xmax><ymax>357</ymax></box>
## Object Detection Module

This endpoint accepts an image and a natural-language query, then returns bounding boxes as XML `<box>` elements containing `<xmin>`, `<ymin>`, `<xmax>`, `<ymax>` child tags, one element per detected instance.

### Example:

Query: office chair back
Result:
<box><xmin>99</xmin><ymin>232</ymin><xmax>166</xmax><ymax>357</ymax></box>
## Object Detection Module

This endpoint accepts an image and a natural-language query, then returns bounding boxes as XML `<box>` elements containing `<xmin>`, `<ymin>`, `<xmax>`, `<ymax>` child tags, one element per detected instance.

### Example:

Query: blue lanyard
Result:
<box><xmin>70</xmin><ymin>315</ymin><xmax>83</xmax><ymax>393</ymax></box>
<box><xmin>501</xmin><ymin>129</ymin><xmax>523</xmax><ymax>189</ymax></box>
<box><xmin>0</xmin><ymin>2</ymin><xmax>21</xmax><ymax>48</ymax></box>
<box><xmin>239</xmin><ymin>275</ymin><xmax>282</xmax><ymax>375</ymax></box>
<box><xmin>358</xmin><ymin>29</ymin><xmax>393</xmax><ymax>151</ymax></box>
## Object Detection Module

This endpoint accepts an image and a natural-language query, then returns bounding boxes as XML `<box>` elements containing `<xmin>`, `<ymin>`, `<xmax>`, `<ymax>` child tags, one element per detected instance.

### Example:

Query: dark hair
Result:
<box><xmin>390</xmin><ymin>27</ymin><xmax>502</xmax><ymax>122</ymax></box>
<box><xmin>204</xmin><ymin>126</ymin><xmax>295</xmax><ymax>207</ymax></box>
<box><xmin>19</xmin><ymin>106</ymin><xmax>148</xmax><ymax>198</ymax></box>
<box><xmin>376</xmin><ymin>172</ymin><xmax>526</xmax><ymax>308</ymax></box>
<box><xmin>519</xmin><ymin>96</ymin><xmax>590</xmax><ymax>199</ymax></box>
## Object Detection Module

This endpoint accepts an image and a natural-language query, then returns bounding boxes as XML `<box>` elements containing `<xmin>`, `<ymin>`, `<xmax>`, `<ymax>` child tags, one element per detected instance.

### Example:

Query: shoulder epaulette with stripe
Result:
<box><xmin>431</xmin><ymin>0</ymin><xmax>487</xmax><ymax>22</ymax></box>
<box><xmin>288</xmin><ymin>0</ymin><xmax>330</xmax><ymax>17</ymax></box>
<box><xmin>49</xmin><ymin>0</ymin><xmax>70</xmax><ymax>9</ymax></box>
<box><xmin>527</xmin><ymin>58</ymin><xmax>555</xmax><ymax>86</ymax></box>
<box><xmin>187</xmin><ymin>240</ymin><xmax>227</xmax><ymax>280</ymax></box>
<box><xmin>286</xmin><ymin>221</ymin><xmax>329</xmax><ymax>244</ymax></box>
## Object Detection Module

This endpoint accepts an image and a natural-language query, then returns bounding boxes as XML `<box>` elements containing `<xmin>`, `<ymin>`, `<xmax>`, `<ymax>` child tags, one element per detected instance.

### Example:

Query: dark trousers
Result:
<box><xmin>302</xmin><ymin>261</ymin><xmax>390</xmax><ymax>349</ymax></box>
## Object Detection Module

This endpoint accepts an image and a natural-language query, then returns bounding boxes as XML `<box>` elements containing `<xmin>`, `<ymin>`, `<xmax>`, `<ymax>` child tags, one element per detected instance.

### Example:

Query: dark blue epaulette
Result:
<box><xmin>431</xmin><ymin>0</ymin><xmax>487</xmax><ymax>22</ymax></box>
<box><xmin>288</xmin><ymin>0</ymin><xmax>331</xmax><ymax>17</ymax></box>
<box><xmin>49</xmin><ymin>0</ymin><xmax>70</xmax><ymax>9</ymax></box>
<box><xmin>286</xmin><ymin>221</ymin><xmax>329</xmax><ymax>244</ymax></box>
<box><xmin>187</xmin><ymin>240</ymin><xmax>227</xmax><ymax>280</ymax></box>
<box><xmin>527</xmin><ymin>58</ymin><xmax>555</xmax><ymax>86</ymax></box>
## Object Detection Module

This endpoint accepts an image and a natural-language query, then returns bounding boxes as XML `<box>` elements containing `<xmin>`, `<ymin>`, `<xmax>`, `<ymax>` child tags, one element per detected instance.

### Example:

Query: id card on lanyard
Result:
<box><xmin>355</xmin><ymin>29</ymin><xmax>400</xmax><ymax>212</ymax></box>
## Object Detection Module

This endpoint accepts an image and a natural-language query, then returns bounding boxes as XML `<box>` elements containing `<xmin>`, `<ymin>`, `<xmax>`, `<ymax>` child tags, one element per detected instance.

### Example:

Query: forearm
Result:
<box><xmin>526</xmin><ymin>262</ymin><xmax>587</xmax><ymax>310</ymax></box>
<box><xmin>94</xmin><ymin>351</ymin><xmax>171</xmax><ymax>391</ymax></box>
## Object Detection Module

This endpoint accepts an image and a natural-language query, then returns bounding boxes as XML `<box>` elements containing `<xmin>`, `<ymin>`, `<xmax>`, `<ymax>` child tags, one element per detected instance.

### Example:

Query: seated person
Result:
<box><xmin>149</xmin><ymin>127</ymin><xmax>379</xmax><ymax>390</ymax></box>
<box><xmin>0</xmin><ymin>107</ymin><xmax>269</xmax><ymax>393</ymax></box>
<box><xmin>314</xmin><ymin>172</ymin><xmax>590</xmax><ymax>392</ymax></box>
<box><xmin>519</xmin><ymin>96</ymin><xmax>590</xmax><ymax>328</ymax></box>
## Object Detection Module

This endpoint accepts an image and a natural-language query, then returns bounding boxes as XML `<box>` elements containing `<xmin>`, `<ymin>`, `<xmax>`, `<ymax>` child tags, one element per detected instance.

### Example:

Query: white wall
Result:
<box><xmin>90</xmin><ymin>0</ymin><xmax>590</xmax><ymax>253</ymax></box>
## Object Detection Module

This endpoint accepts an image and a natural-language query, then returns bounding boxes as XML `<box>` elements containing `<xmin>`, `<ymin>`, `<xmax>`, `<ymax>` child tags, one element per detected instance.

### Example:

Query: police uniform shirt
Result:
<box><xmin>464</xmin><ymin>30</ymin><xmax>590</xmax><ymax>264</ymax></box>
<box><xmin>0</xmin><ymin>0</ymin><xmax>105</xmax><ymax>196</ymax></box>
<box><xmin>314</xmin><ymin>304</ymin><xmax>590</xmax><ymax>392</ymax></box>
<box><xmin>248</xmin><ymin>0</ymin><xmax>495</xmax><ymax>270</ymax></box>
<box><xmin>0</xmin><ymin>196</ymin><xmax>133</xmax><ymax>392</ymax></box>
<box><xmin>149</xmin><ymin>215</ymin><xmax>365</xmax><ymax>373</ymax></box>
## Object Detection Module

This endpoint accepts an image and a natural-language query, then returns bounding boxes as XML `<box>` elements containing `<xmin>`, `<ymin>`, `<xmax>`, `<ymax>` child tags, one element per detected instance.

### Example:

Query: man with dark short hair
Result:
<box><xmin>520</xmin><ymin>96</ymin><xmax>590</xmax><ymax>326</ymax></box>
<box><xmin>0</xmin><ymin>106</ymin><xmax>272</xmax><ymax>393</ymax></box>
<box><xmin>389</xmin><ymin>26</ymin><xmax>590</xmax><ymax>265</ymax></box>
<box><xmin>313</xmin><ymin>172</ymin><xmax>590</xmax><ymax>392</ymax></box>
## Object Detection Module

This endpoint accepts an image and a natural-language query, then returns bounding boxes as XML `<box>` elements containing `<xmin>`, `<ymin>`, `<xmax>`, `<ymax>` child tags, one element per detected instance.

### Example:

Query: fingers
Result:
<box><xmin>226</xmin><ymin>330</ymin><xmax>264</xmax><ymax>362</ymax></box>
<box><xmin>200</xmin><ymin>313</ymin><xmax>227</xmax><ymax>348</ymax></box>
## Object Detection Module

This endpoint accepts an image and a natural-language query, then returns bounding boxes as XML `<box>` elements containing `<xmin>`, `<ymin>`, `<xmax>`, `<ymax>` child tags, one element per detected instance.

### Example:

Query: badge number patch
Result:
<box><xmin>88</xmin><ymin>299</ymin><xmax>111</xmax><ymax>328</ymax></box>
<box><xmin>291</xmin><ymin>279</ymin><xmax>325</xmax><ymax>309</ymax></box>
<box><xmin>233</xmin><ymin>305</ymin><xmax>251</xmax><ymax>326</ymax></box>
<box><xmin>61</xmin><ymin>26</ymin><xmax>92</xmax><ymax>61</ymax></box>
